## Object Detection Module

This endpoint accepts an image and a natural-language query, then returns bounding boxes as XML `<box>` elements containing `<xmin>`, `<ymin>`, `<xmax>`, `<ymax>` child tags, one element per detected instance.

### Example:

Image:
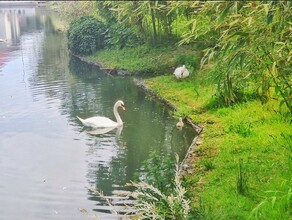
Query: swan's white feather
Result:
<box><xmin>182</xmin><ymin>68</ymin><xmax>189</xmax><ymax>78</ymax></box>
<box><xmin>173</xmin><ymin>65</ymin><xmax>189</xmax><ymax>79</ymax></box>
<box><xmin>174</xmin><ymin>66</ymin><xmax>183</xmax><ymax>78</ymax></box>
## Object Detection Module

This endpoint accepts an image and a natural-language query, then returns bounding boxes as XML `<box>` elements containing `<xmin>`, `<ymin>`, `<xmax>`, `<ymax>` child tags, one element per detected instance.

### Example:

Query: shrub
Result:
<box><xmin>67</xmin><ymin>16</ymin><xmax>106</xmax><ymax>55</ymax></box>
<box><xmin>104</xmin><ymin>23</ymin><xmax>143</xmax><ymax>49</ymax></box>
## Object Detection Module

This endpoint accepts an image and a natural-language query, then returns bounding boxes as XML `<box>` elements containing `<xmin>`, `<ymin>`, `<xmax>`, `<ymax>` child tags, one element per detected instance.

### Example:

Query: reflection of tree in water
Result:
<box><xmin>68</xmin><ymin>56</ymin><xmax>102</xmax><ymax>81</ymax></box>
<box><xmin>67</xmin><ymin>56</ymin><xmax>104</xmax><ymax>117</ymax></box>
<box><xmin>84</xmin><ymin>134</ymin><xmax>132</xmax><ymax>212</ymax></box>
<box><xmin>22</xmin><ymin>8</ymin><xmax>58</xmax><ymax>34</ymax></box>
<box><xmin>28</xmin><ymin>25</ymin><xmax>69</xmax><ymax>110</ymax></box>
<box><xmin>20</xmin><ymin>14</ymin><xmax>42</xmax><ymax>34</ymax></box>
<box><xmin>44</xmin><ymin>16</ymin><xmax>57</xmax><ymax>34</ymax></box>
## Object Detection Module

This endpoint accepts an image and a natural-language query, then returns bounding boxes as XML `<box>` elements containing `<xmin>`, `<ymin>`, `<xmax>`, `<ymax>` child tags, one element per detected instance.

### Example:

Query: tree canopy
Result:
<box><xmin>64</xmin><ymin>1</ymin><xmax>291</xmax><ymax>117</ymax></box>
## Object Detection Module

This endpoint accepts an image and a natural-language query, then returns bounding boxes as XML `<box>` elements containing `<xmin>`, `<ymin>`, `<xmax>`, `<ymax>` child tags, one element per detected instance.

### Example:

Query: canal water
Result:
<box><xmin>0</xmin><ymin>6</ymin><xmax>195</xmax><ymax>220</ymax></box>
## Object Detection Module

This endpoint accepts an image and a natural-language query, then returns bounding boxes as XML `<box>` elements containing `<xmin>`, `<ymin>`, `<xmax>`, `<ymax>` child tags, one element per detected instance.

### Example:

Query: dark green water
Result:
<box><xmin>0</xmin><ymin>6</ymin><xmax>195</xmax><ymax>220</ymax></box>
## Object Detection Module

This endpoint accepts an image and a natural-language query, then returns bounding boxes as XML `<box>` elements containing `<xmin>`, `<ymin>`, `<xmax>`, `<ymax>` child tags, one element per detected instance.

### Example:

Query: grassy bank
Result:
<box><xmin>148</xmin><ymin>75</ymin><xmax>292</xmax><ymax>219</ymax></box>
<box><xmin>89</xmin><ymin>45</ymin><xmax>292</xmax><ymax>219</ymax></box>
<box><xmin>91</xmin><ymin>45</ymin><xmax>202</xmax><ymax>76</ymax></box>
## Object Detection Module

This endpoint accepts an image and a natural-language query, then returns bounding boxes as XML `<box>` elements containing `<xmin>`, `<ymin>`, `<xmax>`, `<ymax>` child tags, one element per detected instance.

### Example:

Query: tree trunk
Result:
<box><xmin>149</xmin><ymin>1</ymin><xmax>157</xmax><ymax>42</ymax></box>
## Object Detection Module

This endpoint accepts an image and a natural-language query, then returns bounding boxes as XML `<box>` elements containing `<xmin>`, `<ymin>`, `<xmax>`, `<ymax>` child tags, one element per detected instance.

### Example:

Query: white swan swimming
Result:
<box><xmin>173</xmin><ymin>65</ymin><xmax>189</xmax><ymax>79</ymax></box>
<box><xmin>77</xmin><ymin>100</ymin><xmax>125</xmax><ymax>129</ymax></box>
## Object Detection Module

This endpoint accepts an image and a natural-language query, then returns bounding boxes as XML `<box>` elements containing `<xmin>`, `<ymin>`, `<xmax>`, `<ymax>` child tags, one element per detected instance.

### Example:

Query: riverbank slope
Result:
<box><xmin>87</xmin><ymin>45</ymin><xmax>292</xmax><ymax>219</ymax></box>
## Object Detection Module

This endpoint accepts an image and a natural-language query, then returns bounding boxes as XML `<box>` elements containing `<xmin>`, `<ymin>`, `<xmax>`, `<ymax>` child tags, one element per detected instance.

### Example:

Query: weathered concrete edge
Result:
<box><xmin>73</xmin><ymin>54</ymin><xmax>103</xmax><ymax>67</ymax></box>
<box><xmin>74</xmin><ymin>54</ymin><xmax>204</xmax><ymax>176</ymax></box>
<box><xmin>133</xmin><ymin>78</ymin><xmax>177</xmax><ymax>111</ymax></box>
<box><xmin>73</xmin><ymin>54</ymin><xmax>131</xmax><ymax>76</ymax></box>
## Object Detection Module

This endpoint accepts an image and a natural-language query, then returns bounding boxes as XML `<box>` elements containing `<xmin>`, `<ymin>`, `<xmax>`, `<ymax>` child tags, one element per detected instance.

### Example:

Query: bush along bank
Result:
<box><xmin>84</xmin><ymin>44</ymin><xmax>292</xmax><ymax>219</ymax></box>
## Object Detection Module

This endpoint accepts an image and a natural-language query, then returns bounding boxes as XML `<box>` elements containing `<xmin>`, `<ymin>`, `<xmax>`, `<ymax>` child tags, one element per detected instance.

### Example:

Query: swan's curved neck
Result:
<box><xmin>113</xmin><ymin>103</ymin><xmax>123</xmax><ymax>126</ymax></box>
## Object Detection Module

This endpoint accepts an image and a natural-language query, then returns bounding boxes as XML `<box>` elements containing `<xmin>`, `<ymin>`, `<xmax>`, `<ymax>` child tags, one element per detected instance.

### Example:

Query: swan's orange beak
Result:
<box><xmin>121</xmin><ymin>104</ymin><xmax>126</xmax><ymax>111</ymax></box>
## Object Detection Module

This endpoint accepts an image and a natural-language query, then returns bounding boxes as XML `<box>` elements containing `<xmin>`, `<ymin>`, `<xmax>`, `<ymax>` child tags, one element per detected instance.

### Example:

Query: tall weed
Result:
<box><xmin>129</xmin><ymin>154</ymin><xmax>191</xmax><ymax>220</ymax></box>
<box><xmin>136</xmin><ymin>150</ymin><xmax>176</xmax><ymax>195</ymax></box>
<box><xmin>237</xmin><ymin>159</ymin><xmax>249</xmax><ymax>196</ymax></box>
<box><xmin>250</xmin><ymin>187</ymin><xmax>292</xmax><ymax>220</ymax></box>
<box><xmin>229</xmin><ymin>121</ymin><xmax>253</xmax><ymax>137</ymax></box>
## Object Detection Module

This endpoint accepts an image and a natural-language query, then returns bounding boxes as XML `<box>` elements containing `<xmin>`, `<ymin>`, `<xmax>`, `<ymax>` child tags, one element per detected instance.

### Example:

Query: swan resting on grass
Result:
<box><xmin>77</xmin><ymin>100</ymin><xmax>125</xmax><ymax>129</ymax></box>
<box><xmin>173</xmin><ymin>65</ymin><xmax>189</xmax><ymax>79</ymax></box>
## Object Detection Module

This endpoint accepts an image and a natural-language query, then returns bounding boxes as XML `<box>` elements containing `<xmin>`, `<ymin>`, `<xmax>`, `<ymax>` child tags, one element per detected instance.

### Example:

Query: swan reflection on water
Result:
<box><xmin>81</xmin><ymin>125</ymin><xmax>123</xmax><ymax>136</ymax></box>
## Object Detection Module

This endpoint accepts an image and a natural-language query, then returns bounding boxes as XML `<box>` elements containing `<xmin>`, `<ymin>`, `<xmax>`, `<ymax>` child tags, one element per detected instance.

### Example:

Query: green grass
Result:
<box><xmin>202</xmin><ymin>106</ymin><xmax>291</xmax><ymax>219</ymax></box>
<box><xmin>146</xmin><ymin>73</ymin><xmax>292</xmax><ymax>219</ymax></box>
<box><xmin>87</xmin><ymin>45</ymin><xmax>292</xmax><ymax>219</ymax></box>
<box><xmin>91</xmin><ymin>45</ymin><xmax>202</xmax><ymax>76</ymax></box>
